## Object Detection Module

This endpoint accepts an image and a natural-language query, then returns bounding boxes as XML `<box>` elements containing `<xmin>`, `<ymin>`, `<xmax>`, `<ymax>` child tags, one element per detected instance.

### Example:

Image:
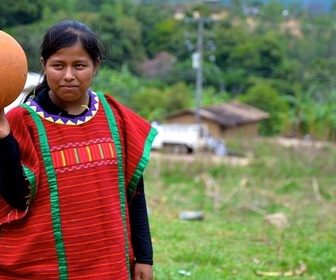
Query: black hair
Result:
<box><xmin>26</xmin><ymin>19</ymin><xmax>103</xmax><ymax>100</ymax></box>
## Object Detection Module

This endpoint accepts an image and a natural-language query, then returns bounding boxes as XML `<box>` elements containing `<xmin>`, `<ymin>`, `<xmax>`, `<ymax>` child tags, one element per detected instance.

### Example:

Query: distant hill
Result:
<box><xmin>219</xmin><ymin>0</ymin><xmax>334</xmax><ymax>13</ymax></box>
<box><xmin>140</xmin><ymin>0</ymin><xmax>334</xmax><ymax>13</ymax></box>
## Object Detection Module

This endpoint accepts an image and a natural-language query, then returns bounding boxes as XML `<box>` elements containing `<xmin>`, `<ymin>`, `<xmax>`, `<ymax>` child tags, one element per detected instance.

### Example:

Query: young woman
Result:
<box><xmin>0</xmin><ymin>19</ymin><xmax>156</xmax><ymax>280</ymax></box>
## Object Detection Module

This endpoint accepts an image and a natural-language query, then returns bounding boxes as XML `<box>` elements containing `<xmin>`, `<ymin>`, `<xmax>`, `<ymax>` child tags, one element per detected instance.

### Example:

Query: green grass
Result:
<box><xmin>144</xmin><ymin>137</ymin><xmax>336</xmax><ymax>279</ymax></box>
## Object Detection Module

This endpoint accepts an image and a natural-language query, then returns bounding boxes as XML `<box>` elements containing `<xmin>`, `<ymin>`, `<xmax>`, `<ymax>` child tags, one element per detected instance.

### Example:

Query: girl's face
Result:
<box><xmin>41</xmin><ymin>43</ymin><xmax>99</xmax><ymax>109</ymax></box>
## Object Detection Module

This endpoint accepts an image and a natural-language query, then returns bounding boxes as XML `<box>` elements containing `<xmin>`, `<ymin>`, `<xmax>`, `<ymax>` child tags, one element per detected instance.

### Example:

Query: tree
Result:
<box><xmin>135</xmin><ymin>4</ymin><xmax>174</xmax><ymax>58</ymax></box>
<box><xmin>0</xmin><ymin>0</ymin><xmax>45</xmax><ymax>28</ymax></box>
<box><xmin>282</xmin><ymin>83</ymin><xmax>318</xmax><ymax>138</ymax></box>
<box><xmin>97</xmin><ymin>2</ymin><xmax>145</xmax><ymax>70</ymax></box>
<box><xmin>144</xmin><ymin>17</ymin><xmax>186</xmax><ymax>62</ymax></box>
<box><xmin>238</xmin><ymin>80</ymin><xmax>289</xmax><ymax>135</ymax></box>
<box><xmin>284</xmin><ymin>83</ymin><xmax>336</xmax><ymax>140</ymax></box>
<box><xmin>131</xmin><ymin>82</ymin><xmax>192</xmax><ymax>121</ymax></box>
<box><xmin>92</xmin><ymin>66</ymin><xmax>143</xmax><ymax>107</ymax></box>
<box><xmin>211</xmin><ymin>23</ymin><xmax>248</xmax><ymax>94</ymax></box>
<box><xmin>258</xmin><ymin>0</ymin><xmax>286</xmax><ymax>23</ymax></box>
<box><xmin>228</xmin><ymin>32</ymin><xmax>284</xmax><ymax>78</ymax></box>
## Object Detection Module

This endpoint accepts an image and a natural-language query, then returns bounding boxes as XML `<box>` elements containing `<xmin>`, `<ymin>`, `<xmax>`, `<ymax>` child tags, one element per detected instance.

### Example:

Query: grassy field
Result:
<box><xmin>144</xmin><ymin>137</ymin><xmax>336</xmax><ymax>280</ymax></box>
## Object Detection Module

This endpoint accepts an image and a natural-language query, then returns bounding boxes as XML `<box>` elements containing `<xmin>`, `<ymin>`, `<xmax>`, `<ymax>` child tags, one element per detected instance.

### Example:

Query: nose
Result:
<box><xmin>64</xmin><ymin>67</ymin><xmax>74</xmax><ymax>81</ymax></box>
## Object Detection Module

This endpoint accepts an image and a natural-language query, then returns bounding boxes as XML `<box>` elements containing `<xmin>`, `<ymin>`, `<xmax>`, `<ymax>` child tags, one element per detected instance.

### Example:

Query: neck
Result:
<box><xmin>48</xmin><ymin>91</ymin><xmax>90</xmax><ymax>115</ymax></box>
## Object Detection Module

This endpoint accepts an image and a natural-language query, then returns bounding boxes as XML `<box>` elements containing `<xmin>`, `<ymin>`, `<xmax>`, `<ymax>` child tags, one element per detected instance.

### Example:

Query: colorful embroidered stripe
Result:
<box><xmin>108</xmin><ymin>143</ymin><xmax>115</xmax><ymax>158</ymax></box>
<box><xmin>98</xmin><ymin>144</ymin><xmax>104</xmax><ymax>159</ymax></box>
<box><xmin>60</xmin><ymin>150</ymin><xmax>66</xmax><ymax>167</ymax></box>
<box><xmin>74</xmin><ymin>148</ymin><xmax>80</xmax><ymax>163</ymax></box>
<box><xmin>51</xmin><ymin>142</ymin><xmax>116</xmax><ymax>169</ymax></box>
<box><xmin>21</xmin><ymin>103</ymin><xmax>69</xmax><ymax>280</ymax></box>
<box><xmin>86</xmin><ymin>146</ymin><xmax>92</xmax><ymax>161</ymax></box>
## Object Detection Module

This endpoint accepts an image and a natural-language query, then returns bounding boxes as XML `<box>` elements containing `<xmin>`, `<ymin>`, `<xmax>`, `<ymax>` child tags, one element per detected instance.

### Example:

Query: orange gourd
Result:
<box><xmin>0</xmin><ymin>30</ymin><xmax>28</xmax><ymax>109</ymax></box>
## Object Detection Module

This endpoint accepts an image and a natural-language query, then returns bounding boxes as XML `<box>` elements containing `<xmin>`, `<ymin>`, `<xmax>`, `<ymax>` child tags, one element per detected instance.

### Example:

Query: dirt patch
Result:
<box><xmin>276</xmin><ymin>137</ymin><xmax>331</xmax><ymax>149</ymax></box>
<box><xmin>150</xmin><ymin>151</ymin><xmax>251</xmax><ymax>166</ymax></box>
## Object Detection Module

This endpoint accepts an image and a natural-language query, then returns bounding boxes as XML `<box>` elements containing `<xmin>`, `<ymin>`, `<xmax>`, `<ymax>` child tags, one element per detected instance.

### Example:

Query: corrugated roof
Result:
<box><xmin>165</xmin><ymin>101</ymin><xmax>270</xmax><ymax>127</ymax></box>
<box><xmin>205</xmin><ymin>101</ymin><xmax>270</xmax><ymax>126</ymax></box>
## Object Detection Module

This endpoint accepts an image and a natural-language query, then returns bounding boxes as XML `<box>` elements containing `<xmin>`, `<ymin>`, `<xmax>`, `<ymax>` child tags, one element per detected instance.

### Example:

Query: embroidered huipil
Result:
<box><xmin>0</xmin><ymin>91</ymin><xmax>157</xmax><ymax>280</ymax></box>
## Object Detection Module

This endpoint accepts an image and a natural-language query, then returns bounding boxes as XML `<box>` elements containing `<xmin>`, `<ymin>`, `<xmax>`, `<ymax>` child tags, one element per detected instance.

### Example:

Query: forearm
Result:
<box><xmin>129</xmin><ymin>177</ymin><xmax>154</xmax><ymax>265</ymax></box>
<box><xmin>0</xmin><ymin>132</ymin><xmax>29</xmax><ymax>210</ymax></box>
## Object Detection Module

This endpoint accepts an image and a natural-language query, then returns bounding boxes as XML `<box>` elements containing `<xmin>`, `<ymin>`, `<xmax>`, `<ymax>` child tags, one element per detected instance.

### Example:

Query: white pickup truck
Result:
<box><xmin>151</xmin><ymin>122</ymin><xmax>210</xmax><ymax>154</ymax></box>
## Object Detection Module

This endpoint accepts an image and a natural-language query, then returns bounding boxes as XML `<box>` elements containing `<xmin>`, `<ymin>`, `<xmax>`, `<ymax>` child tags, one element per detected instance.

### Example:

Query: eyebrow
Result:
<box><xmin>48</xmin><ymin>58</ymin><xmax>89</xmax><ymax>63</ymax></box>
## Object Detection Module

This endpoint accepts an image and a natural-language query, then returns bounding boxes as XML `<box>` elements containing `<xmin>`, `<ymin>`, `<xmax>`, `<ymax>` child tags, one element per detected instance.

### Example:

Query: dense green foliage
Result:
<box><xmin>2</xmin><ymin>0</ymin><xmax>336</xmax><ymax>139</ymax></box>
<box><xmin>0</xmin><ymin>0</ymin><xmax>45</xmax><ymax>28</ymax></box>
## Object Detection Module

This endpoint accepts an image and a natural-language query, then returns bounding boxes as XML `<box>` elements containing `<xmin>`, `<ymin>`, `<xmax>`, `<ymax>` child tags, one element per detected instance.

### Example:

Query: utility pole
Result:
<box><xmin>194</xmin><ymin>16</ymin><xmax>204</xmax><ymax>125</ymax></box>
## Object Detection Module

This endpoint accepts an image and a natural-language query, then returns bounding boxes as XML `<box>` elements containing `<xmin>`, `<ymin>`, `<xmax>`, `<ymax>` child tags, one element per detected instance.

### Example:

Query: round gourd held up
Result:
<box><xmin>0</xmin><ymin>30</ymin><xmax>28</xmax><ymax>109</ymax></box>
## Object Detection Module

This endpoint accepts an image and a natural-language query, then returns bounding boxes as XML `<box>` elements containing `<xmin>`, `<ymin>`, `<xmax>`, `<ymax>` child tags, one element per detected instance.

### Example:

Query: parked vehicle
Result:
<box><xmin>151</xmin><ymin>122</ymin><xmax>211</xmax><ymax>154</ymax></box>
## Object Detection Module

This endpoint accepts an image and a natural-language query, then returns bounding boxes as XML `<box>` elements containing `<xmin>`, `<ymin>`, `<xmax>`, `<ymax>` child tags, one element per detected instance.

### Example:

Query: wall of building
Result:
<box><xmin>165</xmin><ymin>113</ymin><xmax>261</xmax><ymax>139</ymax></box>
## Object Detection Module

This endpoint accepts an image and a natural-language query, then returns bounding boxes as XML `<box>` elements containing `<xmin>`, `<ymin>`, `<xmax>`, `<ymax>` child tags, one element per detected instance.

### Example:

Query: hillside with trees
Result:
<box><xmin>1</xmin><ymin>0</ymin><xmax>336</xmax><ymax>140</ymax></box>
